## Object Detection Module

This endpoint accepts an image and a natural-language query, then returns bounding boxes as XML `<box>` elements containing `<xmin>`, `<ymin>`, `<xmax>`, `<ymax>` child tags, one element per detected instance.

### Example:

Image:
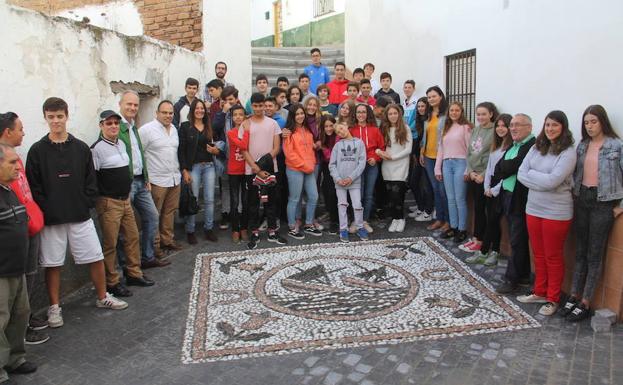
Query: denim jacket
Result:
<box><xmin>419</xmin><ymin>115</ymin><xmax>447</xmax><ymax>152</ymax></box>
<box><xmin>573</xmin><ymin>137</ymin><xmax>623</xmax><ymax>204</ymax></box>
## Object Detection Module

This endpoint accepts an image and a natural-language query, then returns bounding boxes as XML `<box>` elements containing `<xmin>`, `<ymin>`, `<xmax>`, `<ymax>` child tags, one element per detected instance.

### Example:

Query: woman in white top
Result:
<box><xmin>377</xmin><ymin>104</ymin><xmax>413</xmax><ymax>232</ymax></box>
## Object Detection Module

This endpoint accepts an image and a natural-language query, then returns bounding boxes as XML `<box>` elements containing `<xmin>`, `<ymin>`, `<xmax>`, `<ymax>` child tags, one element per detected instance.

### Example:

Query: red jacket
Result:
<box><xmin>327</xmin><ymin>79</ymin><xmax>349</xmax><ymax>105</ymax></box>
<box><xmin>226</xmin><ymin>128</ymin><xmax>250</xmax><ymax>175</ymax></box>
<box><xmin>10</xmin><ymin>158</ymin><xmax>44</xmax><ymax>236</ymax></box>
<box><xmin>350</xmin><ymin>125</ymin><xmax>385</xmax><ymax>162</ymax></box>
<box><xmin>356</xmin><ymin>95</ymin><xmax>376</xmax><ymax>107</ymax></box>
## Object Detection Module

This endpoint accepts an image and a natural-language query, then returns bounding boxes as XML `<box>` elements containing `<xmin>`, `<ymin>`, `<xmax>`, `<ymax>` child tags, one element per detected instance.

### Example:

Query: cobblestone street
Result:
<box><xmin>11</xmin><ymin>221</ymin><xmax>622</xmax><ymax>385</ymax></box>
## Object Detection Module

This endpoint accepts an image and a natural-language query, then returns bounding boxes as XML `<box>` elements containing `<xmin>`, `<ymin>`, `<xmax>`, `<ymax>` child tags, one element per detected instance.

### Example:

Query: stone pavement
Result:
<box><xmin>10</xmin><ymin>218</ymin><xmax>622</xmax><ymax>385</ymax></box>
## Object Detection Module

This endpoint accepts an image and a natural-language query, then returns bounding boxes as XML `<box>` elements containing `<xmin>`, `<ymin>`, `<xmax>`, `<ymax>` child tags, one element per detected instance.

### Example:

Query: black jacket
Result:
<box><xmin>491</xmin><ymin>136</ymin><xmax>536</xmax><ymax>214</ymax></box>
<box><xmin>26</xmin><ymin>134</ymin><xmax>98</xmax><ymax>225</ymax></box>
<box><xmin>177</xmin><ymin>121</ymin><xmax>225</xmax><ymax>171</ymax></box>
<box><xmin>0</xmin><ymin>185</ymin><xmax>28</xmax><ymax>277</ymax></box>
<box><xmin>173</xmin><ymin>96</ymin><xmax>191</xmax><ymax>129</ymax></box>
<box><xmin>374</xmin><ymin>88</ymin><xmax>401</xmax><ymax>105</ymax></box>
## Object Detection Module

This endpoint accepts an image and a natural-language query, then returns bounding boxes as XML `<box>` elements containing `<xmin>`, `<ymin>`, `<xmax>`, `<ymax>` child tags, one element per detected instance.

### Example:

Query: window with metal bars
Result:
<box><xmin>445</xmin><ymin>49</ymin><xmax>476</xmax><ymax>123</ymax></box>
<box><xmin>314</xmin><ymin>0</ymin><xmax>334</xmax><ymax>17</ymax></box>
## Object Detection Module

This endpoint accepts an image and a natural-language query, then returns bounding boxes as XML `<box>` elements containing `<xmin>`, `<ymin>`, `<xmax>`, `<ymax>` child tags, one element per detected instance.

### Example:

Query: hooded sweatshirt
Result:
<box><xmin>374</xmin><ymin>88</ymin><xmax>401</xmax><ymax>105</ymax></box>
<box><xmin>467</xmin><ymin>124</ymin><xmax>495</xmax><ymax>175</ymax></box>
<box><xmin>350</xmin><ymin>124</ymin><xmax>386</xmax><ymax>163</ymax></box>
<box><xmin>329</xmin><ymin>137</ymin><xmax>367</xmax><ymax>190</ymax></box>
<box><xmin>327</xmin><ymin>78</ymin><xmax>349</xmax><ymax>105</ymax></box>
<box><xmin>26</xmin><ymin>133</ymin><xmax>98</xmax><ymax>225</ymax></box>
<box><xmin>283</xmin><ymin>127</ymin><xmax>316</xmax><ymax>174</ymax></box>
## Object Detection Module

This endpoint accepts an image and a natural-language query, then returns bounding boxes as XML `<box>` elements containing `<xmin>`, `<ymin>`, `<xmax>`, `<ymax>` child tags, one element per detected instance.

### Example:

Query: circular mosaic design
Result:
<box><xmin>254</xmin><ymin>255</ymin><xmax>419</xmax><ymax>321</ymax></box>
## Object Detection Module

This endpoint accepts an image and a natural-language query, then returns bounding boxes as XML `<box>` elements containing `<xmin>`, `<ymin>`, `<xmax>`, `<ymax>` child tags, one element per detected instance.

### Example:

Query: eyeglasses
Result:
<box><xmin>509</xmin><ymin>123</ymin><xmax>529</xmax><ymax>128</ymax></box>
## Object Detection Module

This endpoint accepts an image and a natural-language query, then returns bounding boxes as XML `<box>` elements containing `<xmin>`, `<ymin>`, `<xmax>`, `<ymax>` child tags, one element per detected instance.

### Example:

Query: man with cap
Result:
<box><xmin>91</xmin><ymin>110</ymin><xmax>155</xmax><ymax>298</ymax></box>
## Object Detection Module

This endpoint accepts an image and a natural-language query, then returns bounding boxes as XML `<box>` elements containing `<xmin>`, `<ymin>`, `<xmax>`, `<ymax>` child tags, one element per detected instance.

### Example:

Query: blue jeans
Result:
<box><xmin>295</xmin><ymin>163</ymin><xmax>320</xmax><ymax>220</ymax></box>
<box><xmin>361</xmin><ymin>163</ymin><xmax>379</xmax><ymax>221</ymax></box>
<box><xmin>286</xmin><ymin>168</ymin><xmax>318</xmax><ymax>227</ymax></box>
<box><xmin>185</xmin><ymin>162</ymin><xmax>216</xmax><ymax>233</ymax></box>
<box><xmin>442</xmin><ymin>158</ymin><xmax>468</xmax><ymax>230</ymax></box>
<box><xmin>423</xmin><ymin>156</ymin><xmax>449</xmax><ymax>223</ymax></box>
<box><xmin>129</xmin><ymin>176</ymin><xmax>159</xmax><ymax>263</ymax></box>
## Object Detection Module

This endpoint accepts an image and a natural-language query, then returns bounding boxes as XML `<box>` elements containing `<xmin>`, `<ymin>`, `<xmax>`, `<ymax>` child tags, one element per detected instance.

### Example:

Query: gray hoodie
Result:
<box><xmin>329</xmin><ymin>138</ymin><xmax>367</xmax><ymax>190</ymax></box>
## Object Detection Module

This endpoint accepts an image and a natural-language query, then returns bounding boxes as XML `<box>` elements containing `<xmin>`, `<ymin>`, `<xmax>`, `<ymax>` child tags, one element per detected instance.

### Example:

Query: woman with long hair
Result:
<box><xmin>408</xmin><ymin>97</ymin><xmax>434</xmax><ymax>222</ymax></box>
<box><xmin>178</xmin><ymin>98</ymin><xmax>223</xmax><ymax>243</ymax></box>
<box><xmin>337</xmin><ymin>99</ymin><xmax>356</xmax><ymax>128</ymax></box>
<box><xmin>319</xmin><ymin>115</ymin><xmax>339</xmax><ymax>233</ymax></box>
<box><xmin>378</xmin><ymin>104</ymin><xmax>413</xmax><ymax>232</ymax></box>
<box><xmin>561</xmin><ymin>105</ymin><xmax>623</xmax><ymax>322</ymax></box>
<box><xmin>420</xmin><ymin>86</ymin><xmax>450</xmax><ymax>232</ymax></box>
<box><xmin>516</xmin><ymin>110</ymin><xmax>576</xmax><ymax>316</ymax></box>
<box><xmin>434</xmin><ymin>101</ymin><xmax>472</xmax><ymax>242</ymax></box>
<box><xmin>285</xmin><ymin>85</ymin><xmax>302</xmax><ymax>111</ymax></box>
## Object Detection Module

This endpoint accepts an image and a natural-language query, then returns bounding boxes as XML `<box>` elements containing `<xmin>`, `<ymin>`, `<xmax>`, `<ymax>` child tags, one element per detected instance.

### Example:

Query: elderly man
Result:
<box><xmin>117</xmin><ymin>91</ymin><xmax>170</xmax><ymax>269</ymax></box>
<box><xmin>139</xmin><ymin>100</ymin><xmax>183</xmax><ymax>251</ymax></box>
<box><xmin>491</xmin><ymin>113</ymin><xmax>536</xmax><ymax>294</ymax></box>
<box><xmin>0</xmin><ymin>143</ymin><xmax>37</xmax><ymax>383</ymax></box>
<box><xmin>91</xmin><ymin>110</ymin><xmax>155</xmax><ymax>298</ymax></box>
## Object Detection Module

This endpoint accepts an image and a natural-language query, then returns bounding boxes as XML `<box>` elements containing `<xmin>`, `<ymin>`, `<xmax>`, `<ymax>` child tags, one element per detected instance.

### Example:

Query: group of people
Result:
<box><xmin>0</xmin><ymin>47</ymin><xmax>622</xmax><ymax>383</ymax></box>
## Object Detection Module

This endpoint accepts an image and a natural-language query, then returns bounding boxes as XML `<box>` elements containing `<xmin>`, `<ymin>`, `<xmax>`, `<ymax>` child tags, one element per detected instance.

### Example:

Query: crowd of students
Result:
<box><xmin>0</xmin><ymin>48</ymin><xmax>622</xmax><ymax>383</ymax></box>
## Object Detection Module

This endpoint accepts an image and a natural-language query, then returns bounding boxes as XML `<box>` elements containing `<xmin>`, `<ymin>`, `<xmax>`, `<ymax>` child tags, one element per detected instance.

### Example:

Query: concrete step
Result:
<box><xmin>251</xmin><ymin>46</ymin><xmax>344</xmax><ymax>58</ymax></box>
<box><xmin>252</xmin><ymin>56</ymin><xmax>342</xmax><ymax>68</ymax></box>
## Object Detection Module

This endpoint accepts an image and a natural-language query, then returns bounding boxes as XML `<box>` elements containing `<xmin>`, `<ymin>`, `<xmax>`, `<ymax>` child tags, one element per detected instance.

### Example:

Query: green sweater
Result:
<box><xmin>466</xmin><ymin>124</ymin><xmax>494</xmax><ymax>174</ymax></box>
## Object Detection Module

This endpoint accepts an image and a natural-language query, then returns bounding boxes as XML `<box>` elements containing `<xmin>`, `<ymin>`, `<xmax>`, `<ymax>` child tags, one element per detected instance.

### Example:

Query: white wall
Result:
<box><xmin>56</xmin><ymin>0</ymin><xmax>143</xmax><ymax>36</ymax></box>
<box><xmin>0</xmin><ymin>3</ymin><xmax>208</xmax><ymax>157</ymax></box>
<box><xmin>345</xmin><ymin>0</ymin><xmax>623</xmax><ymax>139</ymax></box>
<box><xmin>251</xmin><ymin>0</ymin><xmax>274</xmax><ymax>40</ymax></box>
<box><xmin>203</xmin><ymin>0</ymin><xmax>252</xmax><ymax>103</ymax></box>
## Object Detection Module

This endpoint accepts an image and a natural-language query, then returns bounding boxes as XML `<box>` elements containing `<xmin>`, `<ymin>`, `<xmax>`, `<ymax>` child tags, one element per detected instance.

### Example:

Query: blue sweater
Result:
<box><xmin>304</xmin><ymin>64</ymin><xmax>331</xmax><ymax>94</ymax></box>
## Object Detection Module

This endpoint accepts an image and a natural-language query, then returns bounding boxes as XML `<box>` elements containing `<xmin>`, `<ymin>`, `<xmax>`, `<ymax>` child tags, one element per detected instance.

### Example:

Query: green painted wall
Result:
<box><xmin>251</xmin><ymin>12</ymin><xmax>344</xmax><ymax>47</ymax></box>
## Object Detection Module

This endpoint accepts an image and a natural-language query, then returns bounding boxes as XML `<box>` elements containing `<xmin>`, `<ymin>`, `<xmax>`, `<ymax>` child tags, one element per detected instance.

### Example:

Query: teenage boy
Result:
<box><xmin>270</xmin><ymin>86</ymin><xmax>289</xmax><ymax>121</ymax></box>
<box><xmin>363</xmin><ymin>63</ymin><xmax>380</xmax><ymax>95</ymax></box>
<box><xmin>373</xmin><ymin>96</ymin><xmax>392</xmax><ymax>127</ymax></box>
<box><xmin>139</xmin><ymin>101</ymin><xmax>183</xmax><ymax>251</ymax></box>
<box><xmin>402</xmin><ymin>80</ymin><xmax>417</xmax><ymax>132</ymax></box>
<box><xmin>0</xmin><ymin>143</ymin><xmax>38</xmax><ymax>382</ymax></box>
<box><xmin>374</xmin><ymin>72</ymin><xmax>401</xmax><ymax>104</ymax></box>
<box><xmin>26</xmin><ymin>97</ymin><xmax>128</xmax><ymax>329</ymax></box>
<box><xmin>303</xmin><ymin>47</ymin><xmax>331</xmax><ymax>94</ymax></box>
<box><xmin>173</xmin><ymin>77</ymin><xmax>200</xmax><ymax>128</ymax></box>
<box><xmin>117</xmin><ymin>91</ymin><xmax>170</xmax><ymax>269</ymax></box>
<box><xmin>0</xmin><ymin>113</ymin><xmax>47</xmax><ymax>345</ymax></box>
<box><xmin>205</xmin><ymin>62</ymin><xmax>233</xmax><ymax>101</ymax></box>
<box><xmin>245</xmin><ymin>74</ymin><xmax>270</xmax><ymax>114</ymax></box>
<box><xmin>206</xmin><ymin>79</ymin><xmax>224</xmax><ymax>120</ymax></box>
<box><xmin>346</xmin><ymin>82</ymin><xmax>360</xmax><ymax>103</ymax></box>
<box><xmin>327</xmin><ymin>62</ymin><xmax>349</xmax><ymax>106</ymax></box>
<box><xmin>352</xmin><ymin>68</ymin><xmax>365</xmax><ymax>83</ymax></box>
<box><xmin>317</xmin><ymin>84</ymin><xmax>338</xmax><ymax>116</ymax></box>
<box><xmin>298</xmin><ymin>73</ymin><xmax>315</xmax><ymax>102</ymax></box>
<box><xmin>92</xmin><ymin>110</ymin><xmax>155</xmax><ymax>299</ymax></box>
<box><xmin>242</xmin><ymin>93</ymin><xmax>287</xmax><ymax>249</ymax></box>
<box><xmin>277</xmin><ymin>76</ymin><xmax>290</xmax><ymax>90</ymax></box>
<box><xmin>264</xmin><ymin>96</ymin><xmax>286</xmax><ymax>128</ymax></box>
<box><xmin>356</xmin><ymin>79</ymin><xmax>376</xmax><ymax>106</ymax></box>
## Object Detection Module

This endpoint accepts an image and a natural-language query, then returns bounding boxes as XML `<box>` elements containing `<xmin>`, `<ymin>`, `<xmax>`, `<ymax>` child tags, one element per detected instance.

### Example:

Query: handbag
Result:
<box><xmin>179</xmin><ymin>182</ymin><xmax>199</xmax><ymax>217</ymax></box>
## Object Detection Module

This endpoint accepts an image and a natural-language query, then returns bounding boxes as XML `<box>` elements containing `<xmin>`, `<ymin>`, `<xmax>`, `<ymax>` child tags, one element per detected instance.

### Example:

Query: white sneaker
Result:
<box><xmin>363</xmin><ymin>221</ymin><xmax>374</xmax><ymax>233</ymax></box>
<box><xmin>388</xmin><ymin>219</ymin><xmax>398</xmax><ymax>232</ymax></box>
<box><xmin>539</xmin><ymin>302</ymin><xmax>558</xmax><ymax>316</ymax></box>
<box><xmin>516</xmin><ymin>293</ymin><xmax>547</xmax><ymax>304</ymax></box>
<box><xmin>96</xmin><ymin>293</ymin><xmax>129</xmax><ymax>310</ymax></box>
<box><xmin>408</xmin><ymin>205</ymin><xmax>419</xmax><ymax>212</ymax></box>
<box><xmin>349</xmin><ymin>222</ymin><xmax>358</xmax><ymax>234</ymax></box>
<box><xmin>407</xmin><ymin>210</ymin><xmax>420</xmax><ymax>218</ymax></box>
<box><xmin>47</xmin><ymin>305</ymin><xmax>64</xmax><ymax>328</ymax></box>
<box><xmin>395</xmin><ymin>219</ymin><xmax>406</xmax><ymax>232</ymax></box>
<box><xmin>415</xmin><ymin>212</ymin><xmax>432</xmax><ymax>222</ymax></box>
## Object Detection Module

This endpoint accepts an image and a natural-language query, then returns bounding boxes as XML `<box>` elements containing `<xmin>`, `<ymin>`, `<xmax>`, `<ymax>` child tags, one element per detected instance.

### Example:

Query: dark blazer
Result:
<box><xmin>491</xmin><ymin>136</ymin><xmax>536</xmax><ymax>215</ymax></box>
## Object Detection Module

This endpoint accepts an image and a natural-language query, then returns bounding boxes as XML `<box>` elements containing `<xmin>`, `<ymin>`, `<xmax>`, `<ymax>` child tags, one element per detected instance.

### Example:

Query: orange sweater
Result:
<box><xmin>283</xmin><ymin>128</ymin><xmax>316</xmax><ymax>174</ymax></box>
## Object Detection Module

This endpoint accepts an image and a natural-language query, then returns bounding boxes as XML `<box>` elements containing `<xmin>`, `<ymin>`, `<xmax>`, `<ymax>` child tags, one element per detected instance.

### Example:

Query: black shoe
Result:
<box><xmin>107</xmin><ymin>283</ymin><xmax>133</xmax><ymax>297</ymax></box>
<box><xmin>558</xmin><ymin>297</ymin><xmax>579</xmax><ymax>317</ymax></box>
<box><xmin>8</xmin><ymin>361</ymin><xmax>37</xmax><ymax>375</ymax></box>
<box><xmin>248</xmin><ymin>232</ymin><xmax>260</xmax><ymax>249</ymax></box>
<box><xmin>187</xmin><ymin>232</ymin><xmax>198</xmax><ymax>245</ymax></box>
<box><xmin>288</xmin><ymin>229</ymin><xmax>305</xmax><ymax>240</ymax></box>
<box><xmin>126</xmin><ymin>275</ymin><xmax>155</xmax><ymax>287</ymax></box>
<box><xmin>268</xmin><ymin>232</ymin><xmax>288</xmax><ymax>245</ymax></box>
<box><xmin>29</xmin><ymin>315</ymin><xmax>48</xmax><ymax>331</ymax></box>
<box><xmin>453</xmin><ymin>230</ymin><xmax>468</xmax><ymax>243</ymax></box>
<box><xmin>440</xmin><ymin>228</ymin><xmax>456</xmax><ymax>239</ymax></box>
<box><xmin>495</xmin><ymin>280</ymin><xmax>518</xmax><ymax>295</ymax></box>
<box><xmin>204</xmin><ymin>229</ymin><xmax>218</xmax><ymax>242</ymax></box>
<box><xmin>25</xmin><ymin>328</ymin><xmax>50</xmax><ymax>345</ymax></box>
<box><xmin>567</xmin><ymin>303</ymin><xmax>590</xmax><ymax>322</ymax></box>
<box><xmin>328</xmin><ymin>223</ymin><xmax>339</xmax><ymax>235</ymax></box>
<box><xmin>304</xmin><ymin>225</ymin><xmax>323</xmax><ymax>237</ymax></box>
<box><xmin>219</xmin><ymin>212</ymin><xmax>230</xmax><ymax>230</ymax></box>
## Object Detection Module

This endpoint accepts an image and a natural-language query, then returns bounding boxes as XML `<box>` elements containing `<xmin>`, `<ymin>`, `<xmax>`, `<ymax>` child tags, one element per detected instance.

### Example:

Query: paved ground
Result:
<box><xmin>10</xmin><ymin>217</ymin><xmax>622</xmax><ymax>385</ymax></box>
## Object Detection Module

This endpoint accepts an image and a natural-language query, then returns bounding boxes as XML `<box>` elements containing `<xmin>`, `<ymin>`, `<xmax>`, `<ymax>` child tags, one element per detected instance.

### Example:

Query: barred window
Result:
<box><xmin>445</xmin><ymin>49</ymin><xmax>476</xmax><ymax>123</ymax></box>
<box><xmin>314</xmin><ymin>0</ymin><xmax>334</xmax><ymax>17</ymax></box>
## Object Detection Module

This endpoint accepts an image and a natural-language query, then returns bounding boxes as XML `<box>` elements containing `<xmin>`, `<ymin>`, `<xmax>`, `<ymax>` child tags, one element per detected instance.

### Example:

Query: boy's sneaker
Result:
<box><xmin>363</xmin><ymin>221</ymin><xmax>374</xmax><ymax>233</ymax></box>
<box><xmin>96</xmin><ymin>293</ymin><xmax>128</xmax><ymax>310</ymax></box>
<box><xmin>25</xmin><ymin>328</ymin><xmax>50</xmax><ymax>345</ymax></box>
<box><xmin>558</xmin><ymin>297</ymin><xmax>578</xmax><ymax>317</ymax></box>
<box><xmin>349</xmin><ymin>222</ymin><xmax>358</xmax><ymax>234</ymax></box>
<box><xmin>539</xmin><ymin>302</ymin><xmax>558</xmax><ymax>316</ymax></box>
<box><xmin>328</xmin><ymin>223</ymin><xmax>339</xmax><ymax>235</ymax></box>
<box><xmin>415</xmin><ymin>212</ymin><xmax>432</xmax><ymax>222</ymax></box>
<box><xmin>248</xmin><ymin>232</ymin><xmax>260</xmax><ymax>249</ymax></box>
<box><xmin>388</xmin><ymin>219</ymin><xmax>398</xmax><ymax>232</ymax></box>
<box><xmin>356</xmin><ymin>227</ymin><xmax>369</xmax><ymax>241</ymax></box>
<box><xmin>288</xmin><ymin>228</ymin><xmax>305</xmax><ymax>240</ymax></box>
<box><xmin>339</xmin><ymin>230</ymin><xmax>350</xmax><ymax>243</ymax></box>
<box><xmin>484</xmin><ymin>251</ymin><xmax>499</xmax><ymax>266</ymax></box>
<box><xmin>465</xmin><ymin>251</ymin><xmax>486</xmax><ymax>264</ymax></box>
<box><xmin>517</xmin><ymin>292</ymin><xmax>547</xmax><ymax>304</ymax></box>
<box><xmin>304</xmin><ymin>225</ymin><xmax>323</xmax><ymax>237</ymax></box>
<box><xmin>395</xmin><ymin>219</ymin><xmax>406</xmax><ymax>232</ymax></box>
<box><xmin>29</xmin><ymin>315</ymin><xmax>48</xmax><ymax>331</ymax></box>
<box><xmin>567</xmin><ymin>303</ymin><xmax>590</xmax><ymax>322</ymax></box>
<box><xmin>268</xmin><ymin>232</ymin><xmax>288</xmax><ymax>245</ymax></box>
<box><xmin>47</xmin><ymin>305</ymin><xmax>63</xmax><ymax>328</ymax></box>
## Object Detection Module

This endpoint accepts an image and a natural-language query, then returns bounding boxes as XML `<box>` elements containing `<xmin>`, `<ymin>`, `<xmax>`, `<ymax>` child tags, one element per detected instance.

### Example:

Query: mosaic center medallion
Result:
<box><xmin>183</xmin><ymin>237</ymin><xmax>539</xmax><ymax>363</ymax></box>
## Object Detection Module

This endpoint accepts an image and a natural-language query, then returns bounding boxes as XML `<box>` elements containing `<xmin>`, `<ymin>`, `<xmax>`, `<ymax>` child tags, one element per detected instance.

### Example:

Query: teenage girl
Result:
<box><xmin>319</xmin><ymin>115</ymin><xmax>339</xmax><ymax>234</ymax></box>
<box><xmin>408</xmin><ymin>97</ymin><xmax>434</xmax><ymax>221</ymax></box>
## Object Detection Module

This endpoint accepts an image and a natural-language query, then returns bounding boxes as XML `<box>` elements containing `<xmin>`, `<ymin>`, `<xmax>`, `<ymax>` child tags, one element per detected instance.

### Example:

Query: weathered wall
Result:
<box><xmin>56</xmin><ymin>0</ymin><xmax>143</xmax><ymax>36</ymax></box>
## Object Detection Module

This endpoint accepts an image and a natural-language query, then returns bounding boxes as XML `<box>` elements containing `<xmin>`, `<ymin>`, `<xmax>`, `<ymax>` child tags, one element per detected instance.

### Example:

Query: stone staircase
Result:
<box><xmin>251</xmin><ymin>46</ymin><xmax>345</xmax><ymax>88</ymax></box>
